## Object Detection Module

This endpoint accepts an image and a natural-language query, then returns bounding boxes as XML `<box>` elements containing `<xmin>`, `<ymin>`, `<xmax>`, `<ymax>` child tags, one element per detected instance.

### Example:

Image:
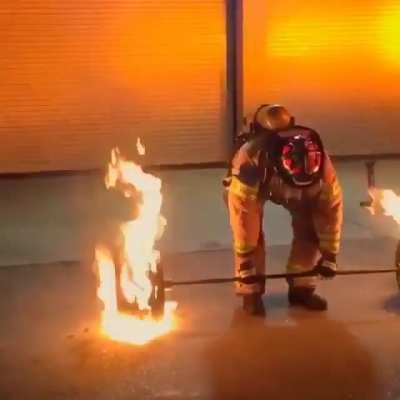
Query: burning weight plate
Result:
<box><xmin>149</xmin><ymin>263</ymin><xmax>165</xmax><ymax>319</ymax></box>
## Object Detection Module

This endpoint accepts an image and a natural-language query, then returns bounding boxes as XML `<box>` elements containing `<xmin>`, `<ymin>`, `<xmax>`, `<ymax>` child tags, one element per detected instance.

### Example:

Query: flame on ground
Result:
<box><xmin>369</xmin><ymin>188</ymin><xmax>400</xmax><ymax>224</ymax></box>
<box><xmin>96</xmin><ymin>247</ymin><xmax>175</xmax><ymax>345</ymax></box>
<box><xmin>95</xmin><ymin>142</ymin><xmax>176</xmax><ymax>345</ymax></box>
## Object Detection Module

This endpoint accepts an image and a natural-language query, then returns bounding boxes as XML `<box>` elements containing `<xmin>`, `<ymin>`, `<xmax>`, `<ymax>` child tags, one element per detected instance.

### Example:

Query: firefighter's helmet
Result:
<box><xmin>272</xmin><ymin>128</ymin><xmax>324</xmax><ymax>187</ymax></box>
<box><xmin>254</xmin><ymin>104</ymin><xmax>294</xmax><ymax>132</ymax></box>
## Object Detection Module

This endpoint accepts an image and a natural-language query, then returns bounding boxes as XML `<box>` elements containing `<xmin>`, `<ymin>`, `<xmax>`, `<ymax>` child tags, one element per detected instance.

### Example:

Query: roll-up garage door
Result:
<box><xmin>0</xmin><ymin>0</ymin><xmax>228</xmax><ymax>172</ymax></box>
<box><xmin>243</xmin><ymin>0</ymin><xmax>400</xmax><ymax>155</ymax></box>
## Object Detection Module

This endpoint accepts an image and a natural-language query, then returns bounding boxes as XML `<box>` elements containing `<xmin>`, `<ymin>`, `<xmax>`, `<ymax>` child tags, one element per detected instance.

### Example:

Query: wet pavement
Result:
<box><xmin>1</xmin><ymin>237</ymin><xmax>400</xmax><ymax>400</ymax></box>
<box><xmin>1</xmin><ymin>159</ymin><xmax>400</xmax><ymax>399</ymax></box>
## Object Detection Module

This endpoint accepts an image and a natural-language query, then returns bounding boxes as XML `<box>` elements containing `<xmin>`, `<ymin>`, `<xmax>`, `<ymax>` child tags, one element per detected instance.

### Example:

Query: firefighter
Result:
<box><xmin>226</xmin><ymin>104</ymin><xmax>343</xmax><ymax>315</ymax></box>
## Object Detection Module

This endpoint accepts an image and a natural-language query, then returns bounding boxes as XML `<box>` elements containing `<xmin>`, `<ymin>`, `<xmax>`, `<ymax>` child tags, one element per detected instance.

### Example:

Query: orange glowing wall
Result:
<box><xmin>0</xmin><ymin>1</ymin><xmax>227</xmax><ymax>172</ymax></box>
<box><xmin>243</xmin><ymin>0</ymin><xmax>400</xmax><ymax>154</ymax></box>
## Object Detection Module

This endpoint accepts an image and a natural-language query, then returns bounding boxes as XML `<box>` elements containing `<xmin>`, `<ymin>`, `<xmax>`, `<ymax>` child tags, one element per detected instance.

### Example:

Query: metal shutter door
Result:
<box><xmin>0</xmin><ymin>0</ymin><xmax>227</xmax><ymax>172</ymax></box>
<box><xmin>243</xmin><ymin>0</ymin><xmax>400</xmax><ymax>155</ymax></box>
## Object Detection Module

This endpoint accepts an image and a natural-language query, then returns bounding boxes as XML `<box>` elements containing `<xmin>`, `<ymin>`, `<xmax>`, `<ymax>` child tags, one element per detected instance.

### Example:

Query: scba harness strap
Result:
<box><xmin>224</xmin><ymin>126</ymin><xmax>325</xmax><ymax>194</ymax></box>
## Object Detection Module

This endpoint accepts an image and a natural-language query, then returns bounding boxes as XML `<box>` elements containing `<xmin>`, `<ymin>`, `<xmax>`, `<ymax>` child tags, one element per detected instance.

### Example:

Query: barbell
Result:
<box><xmin>148</xmin><ymin>243</ymin><xmax>400</xmax><ymax>318</ymax></box>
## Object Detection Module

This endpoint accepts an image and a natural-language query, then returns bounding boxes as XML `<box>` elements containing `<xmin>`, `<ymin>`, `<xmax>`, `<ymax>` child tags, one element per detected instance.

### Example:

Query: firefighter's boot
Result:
<box><xmin>242</xmin><ymin>293</ymin><xmax>266</xmax><ymax>316</ymax></box>
<box><xmin>288</xmin><ymin>287</ymin><xmax>327</xmax><ymax>311</ymax></box>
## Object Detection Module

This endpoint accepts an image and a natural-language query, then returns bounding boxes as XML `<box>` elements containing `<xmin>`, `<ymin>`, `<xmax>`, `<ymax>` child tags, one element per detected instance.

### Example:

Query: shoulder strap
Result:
<box><xmin>257</xmin><ymin>134</ymin><xmax>277</xmax><ymax>192</ymax></box>
<box><xmin>225</xmin><ymin>132</ymin><xmax>261</xmax><ymax>178</ymax></box>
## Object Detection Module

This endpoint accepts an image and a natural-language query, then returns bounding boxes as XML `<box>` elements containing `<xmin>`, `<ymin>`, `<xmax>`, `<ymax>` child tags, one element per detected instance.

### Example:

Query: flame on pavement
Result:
<box><xmin>95</xmin><ymin>141</ymin><xmax>176</xmax><ymax>345</ymax></box>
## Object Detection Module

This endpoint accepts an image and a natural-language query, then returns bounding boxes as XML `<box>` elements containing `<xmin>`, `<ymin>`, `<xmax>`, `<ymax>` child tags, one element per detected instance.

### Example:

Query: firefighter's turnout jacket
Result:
<box><xmin>227</xmin><ymin>127</ymin><xmax>343</xmax><ymax>294</ymax></box>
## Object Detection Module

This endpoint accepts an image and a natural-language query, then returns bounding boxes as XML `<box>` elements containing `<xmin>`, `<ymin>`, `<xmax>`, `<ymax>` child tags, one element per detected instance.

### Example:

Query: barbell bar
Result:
<box><xmin>149</xmin><ymin>263</ymin><xmax>400</xmax><ymax>318</ymax></box>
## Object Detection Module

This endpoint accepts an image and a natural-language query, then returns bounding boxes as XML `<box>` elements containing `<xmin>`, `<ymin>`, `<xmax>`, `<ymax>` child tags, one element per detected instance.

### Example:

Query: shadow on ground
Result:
<box><xmin>1</xmin><ymin>248</ymin><xmax>399</xmax><ymax>400</ymax></box>
<box><xmin>206</xmin><ymin>305</ymin><xmax>381</xmax><ymax>400</ymax></box>
<box><xmin>384</xmin><ymin>294</ymin><xmax>400</xmax><ymax>315</ymax></box>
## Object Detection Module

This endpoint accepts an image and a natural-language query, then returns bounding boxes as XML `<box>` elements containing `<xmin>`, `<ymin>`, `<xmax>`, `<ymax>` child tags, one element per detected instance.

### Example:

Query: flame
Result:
<box><xmin>96</xmin><ymin>144</ymin><xmax>175</xmax><ymax>345</ymax></box>
<box><xmin>96</xmin><ymin>247</ymin><xmax>175</xmax><ymax>345</ymax></box>
<box><xmin>136</xmin><ymin>137</ymin><xmax>146</xmax><ymax>156</ymax></box>
<box><xmin>369</xmin><ymin>188</ymin><xmax>400</xmax><ymax>224</ymax></box>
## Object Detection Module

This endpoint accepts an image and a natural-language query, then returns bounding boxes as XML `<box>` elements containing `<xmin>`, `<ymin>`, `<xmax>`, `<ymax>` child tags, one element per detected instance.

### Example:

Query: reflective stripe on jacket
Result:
<box><xmin>228</xmin><ymin>132</ymin><xmax>343</xmax><ymax>256</ymax></box>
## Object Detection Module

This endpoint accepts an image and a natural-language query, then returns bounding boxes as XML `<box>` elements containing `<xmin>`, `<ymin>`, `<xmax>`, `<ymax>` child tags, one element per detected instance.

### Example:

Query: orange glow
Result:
<box><xmin>262</xmin><ymin>2</ymin><xmax>400</xmax><ymax>60</ymax></box>
<box><xmin>266</xmin><ymin>16</ymin><xmax>370</xmax><ymax>58</ymax></box>
<box><xmin>96</xmin><ymin>145</ymin><xmax>176</xmax><ymax>345</ymax></box>
<box><xmin>0</xmin><ymin>2</ymin><xmax>226</xmax><ymax>171</ymax></box>
<box><xmin>379</xmin><ymin>6</ymin><xmax>400</xmax><ymax>63</ymax></box>
<box><xmin>243</xmin><ymin>0</ymin><xmax>400</xmax><ymax>154</ymax></box>
<box><xmin>110</xmin><ymin>4</ymin><xmax>226</xmax><ymax>119</ymax></box>
<box><xmin>244</xmin><ymin>2</ymin><xmax>377</xmax><ymax>111</ymax></box>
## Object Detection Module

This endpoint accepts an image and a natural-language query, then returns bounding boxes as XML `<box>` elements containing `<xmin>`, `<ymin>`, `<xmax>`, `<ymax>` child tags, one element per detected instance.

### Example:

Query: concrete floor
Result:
<box><xmin>0</xmin><ymin>160</ymin><xmax>399</xmax><ymax>266</ymax></box>
<box><xmin>1</xmin><ymin>159</ymin><xmax>400</xmax><ymax>399</ymax></box>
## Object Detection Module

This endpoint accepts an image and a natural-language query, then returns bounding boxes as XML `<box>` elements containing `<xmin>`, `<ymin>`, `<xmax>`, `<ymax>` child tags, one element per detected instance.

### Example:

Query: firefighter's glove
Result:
<box><xmin>315</xmin><ymin>253</ymin><xmax>337</xmax><ymax>279</ymax></box>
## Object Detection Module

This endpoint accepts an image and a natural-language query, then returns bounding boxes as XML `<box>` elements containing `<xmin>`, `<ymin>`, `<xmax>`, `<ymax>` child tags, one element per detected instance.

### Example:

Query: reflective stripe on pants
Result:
<box><xmin>235</xmin><ymin>232</ymin><xmax>266</xmax><ymax>295</ymax></box>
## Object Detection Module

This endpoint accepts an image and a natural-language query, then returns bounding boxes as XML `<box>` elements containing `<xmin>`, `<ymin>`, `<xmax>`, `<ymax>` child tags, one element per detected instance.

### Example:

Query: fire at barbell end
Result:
<box><xmin>95</xmin><ymin>140</ymin><xmax>176</xmax><ymax>346</ymax></box>
<box><xmin>367</xmin><ymin>188</ymin><xmax>400</xmax><ymax>225</ymax></box>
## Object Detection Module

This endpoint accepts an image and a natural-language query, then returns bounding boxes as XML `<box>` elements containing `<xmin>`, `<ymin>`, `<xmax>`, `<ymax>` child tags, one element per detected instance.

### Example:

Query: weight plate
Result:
<box><xmin>149</xmin><ymin>263</ymin><xmax>165</xmax><ymax>319</ymax></box>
